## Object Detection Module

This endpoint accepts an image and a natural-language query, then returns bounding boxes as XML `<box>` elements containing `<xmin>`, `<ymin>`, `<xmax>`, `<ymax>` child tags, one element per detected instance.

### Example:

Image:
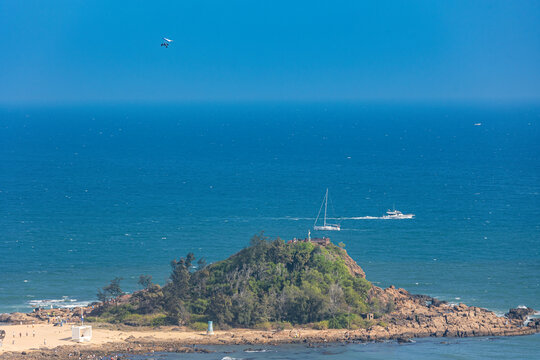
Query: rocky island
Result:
<box><xmin>1</xmin><ymin>234</ymin><xmax>538</xmax><ymax>359</ymax></box>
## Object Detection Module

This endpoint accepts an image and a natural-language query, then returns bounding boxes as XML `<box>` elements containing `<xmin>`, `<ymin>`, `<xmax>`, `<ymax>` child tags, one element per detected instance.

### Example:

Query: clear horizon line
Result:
<box><xmin>2</xmin><ymin>98</ymin><xmax>540</xmax><ymax>108</ymax></box>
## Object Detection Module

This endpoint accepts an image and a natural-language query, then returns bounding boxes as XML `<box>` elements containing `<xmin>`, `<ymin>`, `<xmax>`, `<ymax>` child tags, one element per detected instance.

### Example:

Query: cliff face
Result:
<box><xmin>339</xmin><ymin>249</ymin><xmax>366</xmax><ymax>278</ymax></box>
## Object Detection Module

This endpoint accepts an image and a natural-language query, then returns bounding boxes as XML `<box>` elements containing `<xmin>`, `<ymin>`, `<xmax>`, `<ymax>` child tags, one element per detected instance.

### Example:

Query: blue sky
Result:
<box><xmin>1</xmin><ymin>0</ymin><xmax>539</xmax><ymax>104</ymax></box>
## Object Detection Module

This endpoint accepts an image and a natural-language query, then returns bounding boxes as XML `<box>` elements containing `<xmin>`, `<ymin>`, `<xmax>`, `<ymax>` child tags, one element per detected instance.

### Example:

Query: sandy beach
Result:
<box><xmin>0</xmin><ymin>323</ymin><xmax>127</xmax><ymax>353</ymax></box>
<box><xmin>0</xmin><ymin>323</ymin><xmax>310</xmax><ymax>354</ymax></box>
<box><xmin>0</xmin><ymin>323</ymin><xmax>304</xmax><ymax>356</ymax></box>
<box><xmin>0</xmin><ymin>322</ymin><xmax>350</xmax><ymax>359</ymax></box>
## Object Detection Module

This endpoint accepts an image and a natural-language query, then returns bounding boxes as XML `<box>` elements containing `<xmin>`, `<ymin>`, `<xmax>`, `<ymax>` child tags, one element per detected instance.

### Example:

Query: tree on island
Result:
<box><xmin>163</xmin><ymin>252</ymin><xmax>196</xmax><ymax>325</ymax></box>
<box><xmin>97</xmin><ymin>277</ymin><xmax>124</xmax><ymax>308</ymax></box>
<box><xmin>138</xmin><ymin>275</ymin><xmax>153</xmax><ymax>290</ymax></box>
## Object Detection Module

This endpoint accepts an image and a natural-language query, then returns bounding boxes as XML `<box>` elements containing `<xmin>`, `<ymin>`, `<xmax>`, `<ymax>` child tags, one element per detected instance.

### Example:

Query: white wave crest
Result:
<box><xmin>28</xmin><ymin>296</ymin><xmax>91</xmax><ymax>309</ymax></box>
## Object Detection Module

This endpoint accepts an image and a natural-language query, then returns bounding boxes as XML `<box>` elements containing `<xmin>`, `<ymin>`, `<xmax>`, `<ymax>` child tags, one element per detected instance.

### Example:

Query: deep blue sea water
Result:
<box><xmin>1</xmin><ymin>103</ymin><xmax>539</xmax><ymax>358</ymax></box>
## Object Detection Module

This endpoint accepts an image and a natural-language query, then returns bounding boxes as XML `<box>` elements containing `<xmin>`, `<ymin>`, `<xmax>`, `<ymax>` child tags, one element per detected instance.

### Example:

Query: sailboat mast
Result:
<box><xmin>324</xmin><ymin>188</ymin><xmax>328</xmax><ymax>226</ymax></box>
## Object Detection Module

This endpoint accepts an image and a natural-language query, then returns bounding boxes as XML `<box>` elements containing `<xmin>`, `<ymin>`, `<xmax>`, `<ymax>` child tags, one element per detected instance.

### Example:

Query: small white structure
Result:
<box><xmin>207</xmin><ymin>321</ymin><xmax>214</xmax><ymax>335</ymax></box>
<box><xmin>71</xmin><ymin>325</ymin><xmax>92</xmax><ymax>342</ymax></box>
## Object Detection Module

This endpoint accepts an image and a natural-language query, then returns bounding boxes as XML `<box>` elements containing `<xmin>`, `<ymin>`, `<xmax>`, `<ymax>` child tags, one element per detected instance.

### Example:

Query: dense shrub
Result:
<box><xmin>313</xmin><ymin>320</ymin><xmax>329</xmax><ymax>330</ymax></box>
<box><xmin>254</xmin><ymin>321</ymin><xmax>273</xmax><ymax>330</ymax></box>
<box><xmin>95</xmin><ymin>234</ymin><xmax>383</xmax><ymax>329</ymax></box>
<box><xmin>189</xmin><ymin>321</ymin><xmax>210</xmax><ymax>331</ymax></box>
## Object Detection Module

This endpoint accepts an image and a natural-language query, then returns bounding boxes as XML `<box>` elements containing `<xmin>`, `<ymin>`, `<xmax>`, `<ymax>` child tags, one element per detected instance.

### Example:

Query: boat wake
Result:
<box><xmin>259</xmin><ymin>216</ymin><xmax>412</xmax><ymax>221</ymax></box>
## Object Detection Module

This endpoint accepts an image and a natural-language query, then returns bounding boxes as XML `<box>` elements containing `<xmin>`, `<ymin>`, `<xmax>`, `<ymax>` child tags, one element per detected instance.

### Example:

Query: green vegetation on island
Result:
<box><xmin>89</xmin><ymin>234</ymin><xmax>394</xmax><ymax>329</ymax></box>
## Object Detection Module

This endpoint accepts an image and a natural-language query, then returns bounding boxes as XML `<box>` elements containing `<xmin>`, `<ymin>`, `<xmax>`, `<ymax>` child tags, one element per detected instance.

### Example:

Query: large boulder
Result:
<box><xmin>1</xmin><ymin>312</ymin><xmax>34</xmax><ymax>324</ymax></box>
<box><xmin>505</xmin><ymin>307</ymin><xmax>535</xmax><ymax>321</ymax></box>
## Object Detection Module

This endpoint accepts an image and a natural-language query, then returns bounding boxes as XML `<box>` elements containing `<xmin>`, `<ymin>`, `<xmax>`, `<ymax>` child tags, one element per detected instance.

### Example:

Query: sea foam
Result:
<box><xmin>28</xmin><ymin>296</ymin><xmax>91</xmax><ymax>309</ymax></box>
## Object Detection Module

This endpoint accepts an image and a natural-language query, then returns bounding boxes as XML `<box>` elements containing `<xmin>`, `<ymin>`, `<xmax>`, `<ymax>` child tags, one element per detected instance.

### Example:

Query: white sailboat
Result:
<box><xmin>314</xmin><ymin>189</ymin><xmax>341</xmax><ymax>231</ymax></box>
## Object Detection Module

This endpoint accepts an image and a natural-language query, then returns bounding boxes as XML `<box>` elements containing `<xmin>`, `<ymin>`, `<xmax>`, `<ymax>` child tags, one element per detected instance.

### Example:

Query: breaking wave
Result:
<box><xmin>28</xmin><ymin>296</ymin><xmax>91</xmax><ymax>309</ymax></box>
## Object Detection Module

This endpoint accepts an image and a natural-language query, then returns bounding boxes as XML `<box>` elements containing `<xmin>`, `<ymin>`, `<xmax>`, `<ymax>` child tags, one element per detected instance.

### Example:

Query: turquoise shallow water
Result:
<box><xmin>1</xmin><ymin>103</ymin><xmax>539</xmax><ymax>357</ymax></box>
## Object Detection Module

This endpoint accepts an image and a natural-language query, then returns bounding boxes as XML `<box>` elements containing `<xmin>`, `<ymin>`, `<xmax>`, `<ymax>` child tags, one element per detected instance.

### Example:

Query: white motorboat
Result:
<box><xmin>382</xmin><ymin>208</ymin><xmax>414</xmax><ymax>219</ymax></box>
<box><xmin>314</xmin><ymin>189</ymin><xmax>341</xmax><ymax>231</ymax></box>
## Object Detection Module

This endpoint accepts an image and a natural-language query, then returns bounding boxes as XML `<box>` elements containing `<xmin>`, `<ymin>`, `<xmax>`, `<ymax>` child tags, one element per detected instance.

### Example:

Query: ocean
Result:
<box><xmin>1</xmin><ymin>103</ymin><xmax>539</xmax><ymax>358</ymax></box>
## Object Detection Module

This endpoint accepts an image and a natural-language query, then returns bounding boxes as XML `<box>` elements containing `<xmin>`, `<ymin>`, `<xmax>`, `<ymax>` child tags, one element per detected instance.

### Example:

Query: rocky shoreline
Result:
<box><xmin>0</xmin><ymin>340</ymin><xmax>213</xmax><ymax>360</ymax></box>
<box><xmin>1</xmin><ymin>285</ymin><xmax>538</xmax><ymax>359</ymax></box>
<box><xmin>0</xmin><ymin>326</ymin><xmax>538</xmax><ymax>360</ymax></box>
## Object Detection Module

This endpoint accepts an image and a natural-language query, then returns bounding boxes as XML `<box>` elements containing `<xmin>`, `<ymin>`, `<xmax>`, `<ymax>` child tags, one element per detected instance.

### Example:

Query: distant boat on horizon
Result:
<box><xmin>314</xmin><ymin>189</ymin><xmax>341</xmax><ymax>231</ymax></box>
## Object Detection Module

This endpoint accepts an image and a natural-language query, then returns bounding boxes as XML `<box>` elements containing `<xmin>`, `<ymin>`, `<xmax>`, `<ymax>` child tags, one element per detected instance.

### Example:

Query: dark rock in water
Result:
<box><xmin>430</xmin><ymin>298</ymin><xmax>447</xmax><ymax>307</ymax></box>
<box><xmin>505</xmin><ymin>307</ymin><xmax>535</xmax><ymax>321</ymax></box>
<box><xmin>410</xmin><ymin>294</ymin><xmax>446</xmax><ymax>307</ymax></box>
<box><xmin>410</xmin><ymin>294</ymin><xmax>432</xmax><ymax>304</ymax></box>
<box><xmin>527</xmin><ymin>318</ymin><xmax>540</xmax><ymax>329</ymax></box>
<box><xmin>397</xmin><ymin>337</ymin><xmax>413</xmax><ymax>344</ymax></box>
